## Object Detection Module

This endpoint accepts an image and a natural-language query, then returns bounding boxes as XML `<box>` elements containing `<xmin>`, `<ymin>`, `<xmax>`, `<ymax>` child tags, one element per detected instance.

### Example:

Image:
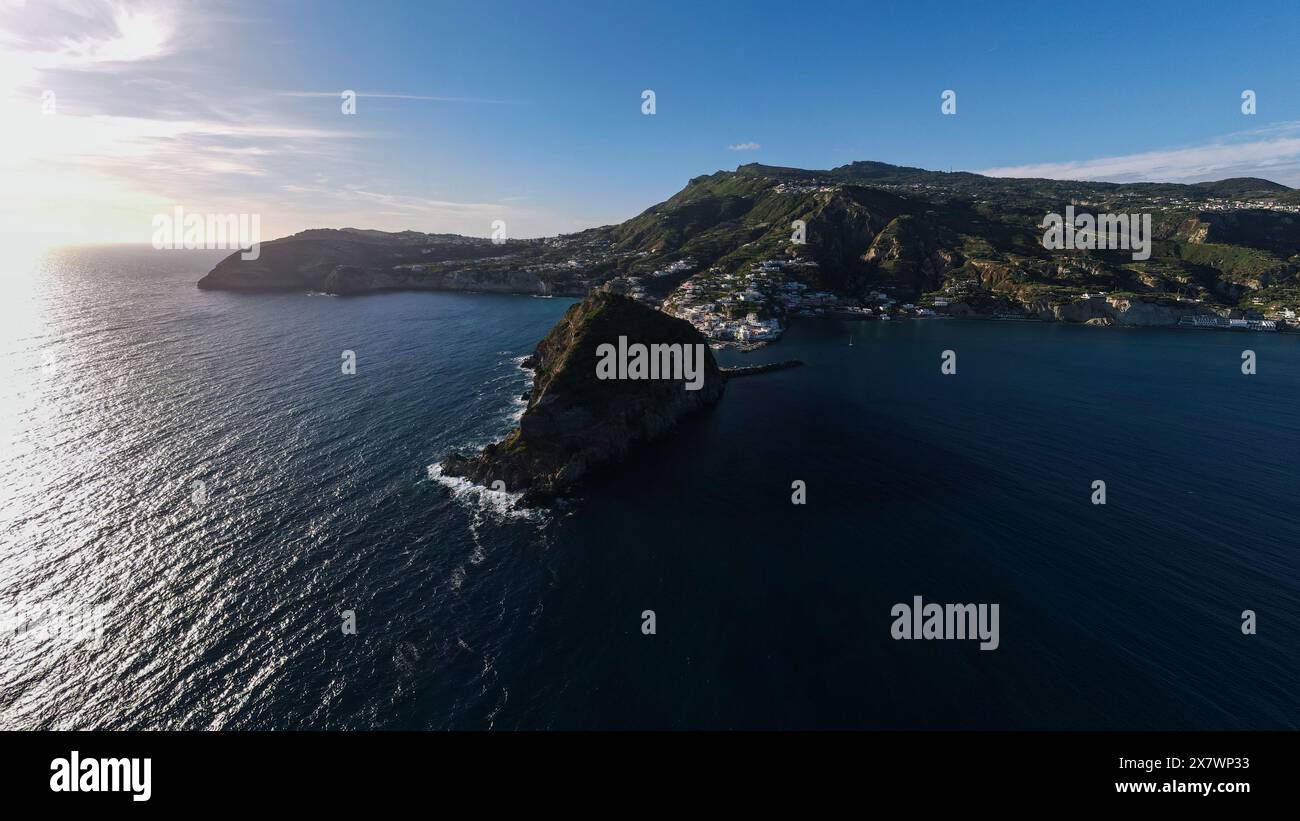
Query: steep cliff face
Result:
<box><xmin>945</xmin><ymin>293</ymin><xmax>1220</xmax><ymax>326</ymax></box>
<box><xmin>863</xmin><ymin>214</ymin><xmax>962</xmax><ymax>293</ymax></box>
<box><xmin>1039</xmin><ymin>296</ymin><xmax>1211</xmax><ymax>326</ymax></box>
<box><xmin>1171</xmin><ymin>211</ymin><xmax>1300</xmax><ymax>257</ymax></box>
<box><xmin>440</xmin><ymin>293</ymin><xmax>725</xmax><ymax>504</ymax></box>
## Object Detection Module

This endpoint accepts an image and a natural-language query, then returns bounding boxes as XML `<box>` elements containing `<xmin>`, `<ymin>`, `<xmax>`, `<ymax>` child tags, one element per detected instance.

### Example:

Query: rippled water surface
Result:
<box><xmin>1</xmin><ymin>246</ymin><xmax>1296</xmax><ymax>729</ymax></box>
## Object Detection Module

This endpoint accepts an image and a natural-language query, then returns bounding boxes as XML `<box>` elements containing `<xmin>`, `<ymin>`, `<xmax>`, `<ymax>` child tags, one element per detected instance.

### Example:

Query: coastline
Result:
<box><xmin>715</xmin><ymin>309</ymin><xmax>1297</xmax><ymax>354</ymax></box>
<box><xmin>198</xmin><ymin>274</ymin><xmax>1298</xmax><ymax>349</ymax></box>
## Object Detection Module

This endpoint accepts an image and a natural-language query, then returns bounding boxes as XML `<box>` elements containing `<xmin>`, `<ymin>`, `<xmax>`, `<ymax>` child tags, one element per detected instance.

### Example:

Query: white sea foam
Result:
<box><xmin>426</xmin><ymin>352</ymin><xmax>546</xmax><ymax>524</ymax></box>
<box><xmin>504</xmin><ymin>394</ymin><xmax>528</xmax><ymax>428</ymax></box>
<box><xmin>426</xmin><ymin>462</ymin><xmax>543</xmax><ymax>523</ymax></box>
<box><xmin>491</xmin><ymin>353</ymin><xmax>533</xmax><ymax>429</ymax></box>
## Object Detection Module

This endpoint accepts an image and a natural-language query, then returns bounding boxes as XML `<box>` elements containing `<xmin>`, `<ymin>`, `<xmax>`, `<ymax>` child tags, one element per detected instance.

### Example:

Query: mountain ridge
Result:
<box><xmin>198</xmin><ymin>160</ymin><xmax>1300</xmax><ymax>334</ymax></box>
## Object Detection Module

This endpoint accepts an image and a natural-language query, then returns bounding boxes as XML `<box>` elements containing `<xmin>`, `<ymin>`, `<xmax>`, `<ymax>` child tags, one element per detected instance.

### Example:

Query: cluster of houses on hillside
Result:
<box><xmin>670</xmin><ymin>302</ymin><xmax>784</xmax><ymax>344</ymax></box>
<box><xmin>662</xmin><ymin>257</ymin><xmax>853</xmax><ymax>346</ymax></box>
<box><xmin>772</xmin><ymin>182</ymin><xmax>835</xmax><ymax>195</ymax></box>
<box><xmin>1175</xmin><ymin>198</ymin><xmax>1300</xmax><ymax>214</ymax></box>
<box><xmin>650</xmin><ymin>258</ymin><xmax>697</xmax><ymax>278</ymax></box>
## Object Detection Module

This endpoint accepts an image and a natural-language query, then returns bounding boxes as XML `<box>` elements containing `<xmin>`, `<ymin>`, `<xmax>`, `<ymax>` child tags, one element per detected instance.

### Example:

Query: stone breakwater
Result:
<box><xmin>721</xmin><ymin>360</ymin><xmax>805</xmax><ymax>378</ymax></box>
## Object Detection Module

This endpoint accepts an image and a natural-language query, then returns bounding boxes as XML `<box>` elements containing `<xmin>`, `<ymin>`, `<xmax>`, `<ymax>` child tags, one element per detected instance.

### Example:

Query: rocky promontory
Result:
<box><xmin>197</xmin><ymin>228</ymin><xmax>589</xmax><ymax>295</ymax></box>
<box><xmin>440</xmin><ymin>293</ymin><xmax>725</xmax><ymax>504</ymax></box>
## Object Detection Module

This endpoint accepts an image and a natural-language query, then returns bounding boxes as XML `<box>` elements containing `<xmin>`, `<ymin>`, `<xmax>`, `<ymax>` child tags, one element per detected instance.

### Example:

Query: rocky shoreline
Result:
<box><xmin>440</xmin><ymin>292</ymin><xmax>726</xmax><ymax>506</ymax></box>
<box><xmin>937</xmin><ymin>293</ymin><xmax>1293</xmax><ymax>331</ymax></box>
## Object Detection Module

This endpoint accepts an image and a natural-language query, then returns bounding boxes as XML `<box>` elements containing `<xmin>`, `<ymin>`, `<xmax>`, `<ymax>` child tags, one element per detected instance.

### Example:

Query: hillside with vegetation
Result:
<box><xmin>199</xmin><ymin>160</ymin><xmax>1300</xmax><ymax>339</ymax></box>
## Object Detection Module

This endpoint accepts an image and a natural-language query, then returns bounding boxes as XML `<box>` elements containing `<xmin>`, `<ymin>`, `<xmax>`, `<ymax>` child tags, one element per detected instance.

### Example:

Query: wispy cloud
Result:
<box><xmin>0</xmin><ymin>0</ymin><xmax>178</xmax><ymax>70</ymax></box>
<box><xmin>277</xmin><ymin>183</ymin><xmax>518</xmax><ymax>211</ymax></box>
<box><xmin>0</xmin><ymin>1</ymin><xmax>541</xmax><ymax>244</ymax></box>
<box><xmin>727</xmin><ymin>142</ymin><xmax>761</xmax><ymax>151</ymax></box>
<box><xmin>277</xmin><ymin>91</ymin><xmax>524</xmax><ymax>105</ymax></box>
<box><xmin>980</xmin><ymin>123</ymin><xmax>1300</xmax><ymax>186</ymax></box>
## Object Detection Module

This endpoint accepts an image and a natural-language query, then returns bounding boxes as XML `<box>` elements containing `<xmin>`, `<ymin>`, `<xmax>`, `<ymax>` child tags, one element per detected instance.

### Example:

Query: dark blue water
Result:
<box><xmin>2</xmin><ymin>246</ymin><xmax>1297</xmax><ymax>729</ymax></box>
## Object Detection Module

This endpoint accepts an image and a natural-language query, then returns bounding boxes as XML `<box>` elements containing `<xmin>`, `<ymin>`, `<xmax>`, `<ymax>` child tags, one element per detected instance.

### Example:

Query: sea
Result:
<box><xmin>0</xmin><ymin>245</ymin><xmax>1296</xmax><ymax>730</ymax></box>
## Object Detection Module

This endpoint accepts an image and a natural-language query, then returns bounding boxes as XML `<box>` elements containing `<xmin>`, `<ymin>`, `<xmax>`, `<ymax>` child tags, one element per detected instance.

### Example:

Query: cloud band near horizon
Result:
<box><xmin>979</xmin><ymin>124</ymin><xmax>1300</xmax><ymax>187</ymax></box>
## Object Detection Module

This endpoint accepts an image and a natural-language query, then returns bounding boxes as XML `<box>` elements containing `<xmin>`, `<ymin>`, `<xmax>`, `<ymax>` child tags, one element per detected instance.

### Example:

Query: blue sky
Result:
<box><xmin>4</xmin><ymin>0</ymin><xmax>1300</xmax><ymax>245</ymax></box>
